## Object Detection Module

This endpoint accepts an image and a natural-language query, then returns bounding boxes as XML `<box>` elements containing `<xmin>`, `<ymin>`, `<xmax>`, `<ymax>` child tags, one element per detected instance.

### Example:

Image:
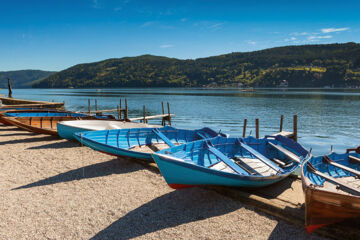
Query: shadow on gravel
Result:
<box><xmin>0</xmin><ymin>126</ymin><xmax>30</xmax><ymax>132</ymax></box>
<box><xmin>12</xmin><ymin>158</ymin><xmax>140</xmax><ymax>190</ymax></box>
<box><xmin>0</xmin><ymin>135</ymin><xmax>58</xmax><ymax>145</ymax></box>
<box><xmin>0</xmin><ymin>132</ymin><xmax>38</xmax><ymax>137</ymax></box>
<box><xmin>90</xmin><ymin>188</ymin><xmax>241</xmax><ymax>240</ymax></box>
<box><xmin>27</xmin><ymin>140</ymin><xmax>80</xmax><ymax>149</ymax></box>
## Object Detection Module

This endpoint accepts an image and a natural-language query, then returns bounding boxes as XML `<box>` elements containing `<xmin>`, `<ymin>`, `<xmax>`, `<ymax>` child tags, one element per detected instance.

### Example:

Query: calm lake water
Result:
<box><xmin>1</xmin><ymin>88</ymin><xmax>360</xmax><ymax>155</ymax></box>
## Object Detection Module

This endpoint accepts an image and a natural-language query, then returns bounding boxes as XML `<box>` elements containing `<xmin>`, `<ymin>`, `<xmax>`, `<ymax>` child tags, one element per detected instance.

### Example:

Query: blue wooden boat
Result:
<box><xmin>57</xmin><ymin>120</ymin><xmax>158</xmax><ymax>140</ymax></box>
<box><xmin>152</xmin><ymin>135</ymin><xmax>310</xmax><ymax>189</ymax></box>
<box><xmin>74</xmin><ymin>126</ymin><xmax>226</xmax><ymax>162</ymax></box>
<box><xmin>301</xmin><ymin>148</ymin><xmax>360</xmax><ymax>233</ymax></box>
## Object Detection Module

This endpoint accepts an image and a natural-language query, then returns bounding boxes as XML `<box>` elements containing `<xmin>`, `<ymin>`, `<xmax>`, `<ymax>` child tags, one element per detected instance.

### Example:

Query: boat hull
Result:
<box><xmin>1</xmin><ymin>116</ymin><xmax>98</xmax><ymax>136</ymax></box>
<box><xmin>301</xmin><ymin>152</ymin><xmax>360</xmax><ymax>233</ymax></box>
<box><xmin>74</xmin><ymin>133</ymin><xmax>153</xmax><ymax>161</ymax></box>
<box><xmin>153</xmin><ymin>153</ymin><xmax>290</xmax><ymax>189</ymax></box>
<box><xmin>58</xmin><ymin>123</ymin><xmax>92</xmax><ymax>140</ymax></box>
<box><xmin>74</xmin><ymin>127</ymin><xmax>224</xmax><ymax>162</ymax></box>
<box><xmin>301</xmin><ymin>166</ymin><xmax>360</xmax><ymax>233</ymax></box>
<box><xmin>303</xmin><ymin>185</ymin><xmax>360</xmax><ymax>232</ymax></box>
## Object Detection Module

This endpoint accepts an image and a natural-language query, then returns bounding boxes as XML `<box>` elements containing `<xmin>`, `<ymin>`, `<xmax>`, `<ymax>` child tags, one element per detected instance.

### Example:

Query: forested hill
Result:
<box><xmin>33</xmin><ymin>42</ymin><xmax>360</xmax><ymax>88</ymax></box>
<box><xmin>0</xmin><ymin>70</ymin><xmax>55</xmax><ymax>88</ymax></box>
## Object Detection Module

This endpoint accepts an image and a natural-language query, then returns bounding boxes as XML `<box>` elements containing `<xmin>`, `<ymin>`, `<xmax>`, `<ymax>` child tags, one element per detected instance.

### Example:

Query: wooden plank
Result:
<box><xmin>87</xmin><ymin>109</ymin><xmax>124</xmax><ymax>114</ymax></box>
<box><xmin>272</xmin><ymin>131</ymin><xmax>294</xmax><ymax>138</ymax></box>
<box><xmin>307</xmin><ymin>163</ymin><xmax>360</xmax><ymax>195</ymax></box>
<box><xmin>349</xmin><ymin>155</ymin><xmax>360</xmax><ymax>164</ymax></box>
<box><xmin>323</xmin><ymin>156</ymin><xmax>360</xmax><ymax>177</ymax></box>
<box><xmin>129</xmin><ymin>113</ymin><xmax>175</xmax><ymax>121</ymax></box>
<box><xmin>152</xmin><ymin>129</ymin><xmax>175</xmax><ymax>148</ymax></box>
<box><xmin>238</xmin><ymin>141</ymin><xmax>284</xmax><ymax>173</ymax></box>
<box><xmin>206</xmin><ymin>144</ymin><xmax>249</xmax><ymax>175</ymax></box>
<box><xmin>268</xmin><ymin>142</ymin><xmax>301</xmax><ymax>163</ymax></box>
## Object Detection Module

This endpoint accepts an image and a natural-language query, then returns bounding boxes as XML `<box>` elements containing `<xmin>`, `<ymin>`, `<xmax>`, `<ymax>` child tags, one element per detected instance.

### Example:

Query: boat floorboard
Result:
<box><xmin>320</xmin><ymin>176</ymin><xmax>360</xmax><ymax>195</ymax></box>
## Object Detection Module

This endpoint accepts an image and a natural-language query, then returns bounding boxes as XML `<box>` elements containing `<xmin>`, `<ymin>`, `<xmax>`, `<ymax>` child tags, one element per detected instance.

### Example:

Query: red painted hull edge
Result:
<box><xmin>168</xmin><ymin>183</ymin><xmax>198</xmax><ymax>189</ymax></box>
<box><xmin>306</xmin><ymin>224</ymin><xmax>328</xmax><ymax>234</ymax></box>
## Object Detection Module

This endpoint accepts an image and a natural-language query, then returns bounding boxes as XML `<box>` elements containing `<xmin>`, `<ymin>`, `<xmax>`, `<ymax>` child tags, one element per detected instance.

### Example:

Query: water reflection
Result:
<box><xmin>2</xmin><ymin>88</ymin><xmax>360</xmax><ymax>155</ymax></box>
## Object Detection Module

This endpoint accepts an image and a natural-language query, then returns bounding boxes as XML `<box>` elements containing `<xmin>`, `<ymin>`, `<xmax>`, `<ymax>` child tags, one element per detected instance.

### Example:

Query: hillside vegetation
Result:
<box><xmin>0</xmin><ymin>70</ymin><xmax>55</xmax><ymax>88</ymax></box>
<box><xmin>33</xmin><ymin>42</ymin><xmax>360</xmax><ymax>88</ymax></box>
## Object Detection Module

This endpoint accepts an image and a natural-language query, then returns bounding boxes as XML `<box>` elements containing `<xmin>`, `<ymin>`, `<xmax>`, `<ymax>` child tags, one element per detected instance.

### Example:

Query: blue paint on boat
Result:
<box><xmin>73</xmin><ymin>126</ymin><xmax>225</xmax><ymax>162</ymax></box>
<box><xmin>4</xmin><ymin>112</ymin><xmax>89</xmax><ymax>117</ymax></box>
<box><xmin>302</xmin><ymin>151</ymin><xmax>360</xmax><ymax>186</ymax></box>
<box><xmin>152</xmin><ymin>135</ymin><xmax>310</xmax><ymax>188</ymax></box>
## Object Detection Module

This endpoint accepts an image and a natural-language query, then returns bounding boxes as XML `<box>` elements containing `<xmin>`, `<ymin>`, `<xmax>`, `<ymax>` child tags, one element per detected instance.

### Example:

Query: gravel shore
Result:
<box><xmin>0</xmin><ymin>124</ymin><xmax>327</xmax><ymax>240</ymax></box>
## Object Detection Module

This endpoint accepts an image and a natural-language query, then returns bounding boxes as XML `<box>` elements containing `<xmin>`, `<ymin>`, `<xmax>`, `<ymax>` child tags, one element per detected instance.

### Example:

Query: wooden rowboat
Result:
<box><xmin>152</xmin><ymin>135</ymin><xmax>310</xmax><ymax>189</ymax></box>
<box><xmin>74</xmin><ymin>126</ymin><xmax>226</xmax><ymax>162</ymax></box>
<box><xmin>301</xmin><ymin>147</ymin><xmax>360</xmax><ymax>233</ymax></box>
<box><xmin>0</xmin><ymin>113</ymin><xmax>102</xmax><ymax>136</ymax></box>
<box><xmin>0</xmin><ymin>109</ymin><xmax>71</xmax><ymax>126</ymax></box>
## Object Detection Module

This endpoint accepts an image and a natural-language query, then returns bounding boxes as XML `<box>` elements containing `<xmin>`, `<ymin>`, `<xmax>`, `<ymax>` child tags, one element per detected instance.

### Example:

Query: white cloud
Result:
<box><xmin>307</xmin><ymin>35</ymin><xmax>332</xmax><ymax>40</ymax></box>
<box><xmin>193</xmin><ymin>21</ymin><xmax>224</xmax><ymax>31</ymax></box>
<box><xmin>284</xmin><ymin>37</ymin><xmax>297</xmax><ymax>42</ymax></box>
<box><xmin>247</xmin><ymin>41</ymin><xmax>256</xmax><ymax>45</ymax></box>
<box><xmin>321</xmin><ymin>27</ymin><xmax>349</xmax><ymax>33</ymax></box>
<box><xmin>160</xmin><ymin>44</ymin><xmax>174</xmax><ymax>48</ymax></box>
<box><xmin>181</xmin><ymin>18</ymin><xmax>187</xmax><ymax>22</ymax></box>
<box><xmin>291</xmin><ymin>32</ymin><xmax>309</xmax><ymax>36</ymax></box>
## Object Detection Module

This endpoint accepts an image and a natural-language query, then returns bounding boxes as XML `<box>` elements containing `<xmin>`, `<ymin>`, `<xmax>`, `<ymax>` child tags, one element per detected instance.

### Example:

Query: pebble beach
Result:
<box><xmin>0</xmin><ymin>124</ymin><xmax>327</xmax><ymax>240</ymax></box>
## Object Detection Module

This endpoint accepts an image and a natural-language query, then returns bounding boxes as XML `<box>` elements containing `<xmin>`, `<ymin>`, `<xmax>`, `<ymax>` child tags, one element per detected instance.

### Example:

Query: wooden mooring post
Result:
<box><xmin>7</xmin><ymin>78</ymin><xmax>13</xmax><ymax>98</ymax></box>
<box><xmin>161</xmin><ymin>102</ymin><xmax>165</xmax><ymax>126</ymax></box>
<box><xmin>143</xmin><ymin>105</ymin><xmax>147</xmax><ymax>123</ymax></box>
<box><xmin>242</xmin><ymin>119</ymin><xmax>247</xmax><ymax>138</ymax></box>
<box><xmin>293</xmin><ymin>115</ymin><xmax>298</xmax><ymax>142</ymax></box>
<box><xmin>255</xmin><ymin>118</ymin><xmax>259</xmax><ymax>139</ymax></box>
<box><xmin>124</xmin><ymin>98</ymin><xmax>128</xmax><ymax>121</ymax></box>
<box><xmin>88</xmin><ymin>99</ymin><xmax>91</xmax><ymax>113</ymax></box>
<box><xmin>280</xmin><ymin>115</ymin><xmax>284</xmax><ymax>132</ymax></box>
<box><xmin>119</xmin><ymin>99</ymin><xmax>122</xmax><ymax>120</ymax></box>
<box><xmin>167</xmin><ymin>102</ymin><xmax>172</xmax><ymax>126</ymax></box>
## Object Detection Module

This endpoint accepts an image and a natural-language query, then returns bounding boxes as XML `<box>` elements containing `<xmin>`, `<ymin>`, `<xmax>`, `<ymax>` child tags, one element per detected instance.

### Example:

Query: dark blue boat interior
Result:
<box><xmin>304</xmin><ymin>152</ymin><xmax>360</xmax><ymax>186</ymax></box>
<box><xmin>157</xmin><ymin>135</ymin><xmax>309</xmax><ymax>176</ymax></box>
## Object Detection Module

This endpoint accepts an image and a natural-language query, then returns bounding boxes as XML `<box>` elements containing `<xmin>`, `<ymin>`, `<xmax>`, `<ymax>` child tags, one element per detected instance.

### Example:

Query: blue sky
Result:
<box><xmin>1</xmin><ymin>0</ymin><xmax>359</xmax><ymax>71</ymax></box>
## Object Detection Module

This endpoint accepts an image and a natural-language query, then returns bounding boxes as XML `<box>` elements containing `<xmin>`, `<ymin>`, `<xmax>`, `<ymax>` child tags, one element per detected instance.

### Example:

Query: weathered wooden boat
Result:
<box><xmin>74</xmin><ymin>126</ymin><xmax>226</xmax><ymax>162</ymax></box>
<box><xmin>57</xmin><ymin>120</ymin><xmax>159</xmax><ymax>140</ymax></box>
<box><xmin>0</xmin><ymin>96</ymin><xmax>64</xmax><ymax>109</ymax></box>
<box><xmin>152</xmin><ymin>135</ymin><xmax>310</xmax><ymax>189</ymax></box>
<box><xmin>0</xmin><ymin>112</ymin><xmax>106</xmax><ymax>136</ymax></box>
<box><xmin>301</xmin><ymin>147</ymin><xmax>360</xmax><ymax>233</ymax></box>
<box><xmin>0</xmin><ymin>109</ymin><xmax>68</xmax><ymax>125</ymax></box>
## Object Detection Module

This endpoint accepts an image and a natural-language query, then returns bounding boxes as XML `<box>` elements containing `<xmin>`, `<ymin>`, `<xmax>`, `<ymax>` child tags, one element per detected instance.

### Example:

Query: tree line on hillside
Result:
<box><xmin>32</xmin><ymin>42</ymin><xmax>360</xmax><ymax>88</ymax></box>
<box><xmin>0</xmin><ymin>70</ymin><xmax>55</xmax><ymax>88</ymax></box>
